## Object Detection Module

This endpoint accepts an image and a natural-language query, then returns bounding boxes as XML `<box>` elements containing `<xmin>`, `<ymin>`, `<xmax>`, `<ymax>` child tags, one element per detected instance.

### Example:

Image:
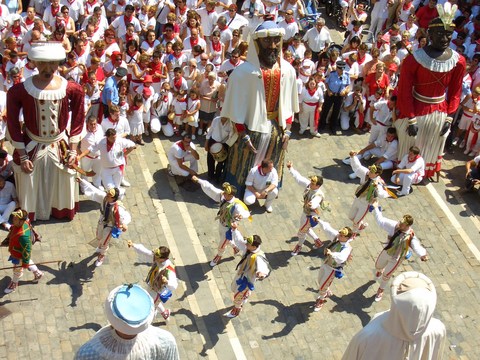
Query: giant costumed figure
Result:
<box><xmin>221</xmin><ymin>21</ymin><xmax>299</xmax><ymax>195</ymax></box>
<box><xmin>7</xmin><ymin>42</ymin><xmax>85</xmax><ymax>220</ymax></box>
<box><xmin>395</xmin><ymin>3</ymin><xmax>465</xmax><ymax>179</ymax></box>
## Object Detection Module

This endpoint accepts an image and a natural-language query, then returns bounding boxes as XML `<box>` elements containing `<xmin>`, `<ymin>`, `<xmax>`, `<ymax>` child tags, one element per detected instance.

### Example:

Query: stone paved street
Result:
<box><xmin>0</xmin><ymin>123</ymin><xmax>478</xmax><ymax>360</ymax></box>
<box><xmin>1</xmin><ymin>20</ymin><xmax>479</xmax><ymax>360</ymax></box>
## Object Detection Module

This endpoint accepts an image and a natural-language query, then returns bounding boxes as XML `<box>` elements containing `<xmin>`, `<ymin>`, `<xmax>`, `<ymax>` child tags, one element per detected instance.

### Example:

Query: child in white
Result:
<box><xmin>151</xmin><ymin>83</ymin><xmax>173</xmax><ymax>136</ymax></box>
<box><xmin>368</xmin><ymin>94</ymin><xmax>392</xmax><ymax>144</ymax></box>
<box><xmin>299</xmin><ymin>78</ymin><xmax>324</xmax><ymax>137</ymax></box>
<box><xmin>128</xmin><ymin>94</ymin><xmax>145</xmax><ymax>144</ymax></box>
<box><xmin>170</xmin><ymin>91</ymin><xmax>188</xmax><ymax>132</ymax></box>
<box><xmin>183</xmin><ymin>89</ymin><xmax>201</xmax><ymax>139</ymax></box>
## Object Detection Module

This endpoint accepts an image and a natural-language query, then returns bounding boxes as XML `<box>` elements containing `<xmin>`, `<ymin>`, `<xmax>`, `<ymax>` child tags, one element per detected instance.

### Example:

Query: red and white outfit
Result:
<box><xmin>396</xmin><ymin>49</ymin><xmax>465</xmax><ymax>177</ymax></box>
<box><xmin>171</xmin><ymin>97</ymin><xmax>187</xmax><ymax>126</ymax></box>
<box><xmin>391</xmin><ymin>153</ymin><xmax>425</xmax><ymax>196</ymax></box>
<box><xmin>299</xmin><ymin>86</ymin><xmax>324</xmax><ymax>135</ymax></box>
<box><xmin>7</xmin><ymin>77</ymin><xmax>84</xmax><ymax>221</ymax></box>
<box><xmin>167</xmin><ymin>140</ymin><xmax>198</xmax><ymax>176</ymax></box>
<box><xmin>80</xmin><ymin>125</ymin><xmax>104</xmax><ymax>188</ymax></box>
<box><xmin>88</xmin><ymin>137</ymin><xmax>136</xmax><ymax>190</ymax></box>
<box><xmin>316</xmin><ymin>220</ymin><xmax>353</xmax><ymax>302</ymax></box>
<box><xmin>372</xmin><ymin>207</ymin><xmax>426</xmax><ymax>291</ymax></box>
<box><xmin>348</xmin><ymin>156</ymin><xmax>389</xmax><ymax>232</ymax></box>
<box><xmin>243</xmin><ymin>165</ymin><xmax>279</xmax><ymax>209</ymax></box>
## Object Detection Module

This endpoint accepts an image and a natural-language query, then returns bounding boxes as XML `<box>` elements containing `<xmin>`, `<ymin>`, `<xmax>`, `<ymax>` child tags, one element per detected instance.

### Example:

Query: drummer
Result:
<box><xmin>205</xmin><ymin>116</ymin><xmax>235</xmax><ymax>183</ymax></box>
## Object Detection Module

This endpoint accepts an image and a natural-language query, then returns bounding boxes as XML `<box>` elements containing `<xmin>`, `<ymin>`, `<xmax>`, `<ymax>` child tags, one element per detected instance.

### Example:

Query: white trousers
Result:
<box><xmin>169</xmin><ymin>154</ymin><xmax>198</xmax><ymax>177</ymax></box>
<box><xmin>0</xmin><ymin>201</ymin><xmax>16</xmax><ymax>224</ymax></box>
<box><xmin>391</xmin><ymin>172</ymin><xmax>422</xmax><ymax>196</ymax></box>
<box><xmin>244</xmin><ymin>187</ymin><xmax>278</xmax><ymax>208</ymax></box>
<box><xmin>80</xmin><ymin>157</ymin><xmax>102</xmax><ymax>188</ymax></box>
<box><xmin>299</xmin><ymin>105</ymin><xmax>318</xmax><ymax>133</ymax></box>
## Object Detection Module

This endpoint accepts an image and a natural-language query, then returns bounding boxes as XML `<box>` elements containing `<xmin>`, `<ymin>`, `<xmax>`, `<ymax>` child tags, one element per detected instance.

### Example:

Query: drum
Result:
<box><xmin>167</xmin><ymin>112</ymin><xmax>175</xmax><ymax>121</ymax></box>
<box><xmin>209</xmin><ymin>142</ymin><xmax>228</xmax><ymax>162</ymax></box>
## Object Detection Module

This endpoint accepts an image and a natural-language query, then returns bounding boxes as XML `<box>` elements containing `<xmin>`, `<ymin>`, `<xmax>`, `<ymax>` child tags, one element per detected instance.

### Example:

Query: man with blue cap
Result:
<box><xmin>75</xmin><ymin>284</ymin><xmax>179</xmax><ymax>359</ymax></box>
<box><xmin>221</xmin><ymin>21</ymin><xmax>299</xmax><ymax>196</ymax></box>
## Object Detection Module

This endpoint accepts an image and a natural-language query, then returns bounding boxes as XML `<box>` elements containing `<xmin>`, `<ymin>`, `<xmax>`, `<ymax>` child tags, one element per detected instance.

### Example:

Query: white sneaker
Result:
<box><xmin>95</xmin><ymin>254</ymin><xmax>105</xmax><ymax>267</ymax></box>
<box><xmin>469</xmin><ymin>151</ymin><xmax>476</xmax><ymax>157</ymax></box>
<box><xmin>191</xmin><ymin>135</ymin><xmax>196</xmax><ymax>140</ymax></box>
<box><xmin>459</xmin><ymin>139</ymin><xmax>466</xmax><ymax>148</ymax></box>
<box><xmin>121</xmin><ymin>179</ymin><xmax>131</xmax><ymax>187</ymax></box>
<box><xmin>312</xmin><ymin>132</ymin><xmax>322</xmax><ymax>138</ymax></box>
<box><xmin>342</xmin><ymin>157</ymin><xmax>351</xmax><ymax>165</ymax></box>
<box><xmin>265</xmin><ymin>205</ymin><xmax>273</xmax><ymax>213</ymax></box>
<box><xmin>348</xmin><ymin>172</ymin><xmax>357</xmax><ymax>180</ymax></box>
<box><xmin>198</xmin><ymin>129</ymin><xmax>203</xmax><ymax>136</ymax></box>
<box><xmin>452</xmin><ymin>137</ymin><xmax>459</xmax><ymax>146</ymax></box>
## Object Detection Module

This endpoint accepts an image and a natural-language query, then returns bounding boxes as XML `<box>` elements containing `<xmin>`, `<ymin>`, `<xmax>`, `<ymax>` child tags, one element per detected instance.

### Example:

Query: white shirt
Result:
<box><xmin>397</xmin><ymin>154</ymin><xmax>425</xmax><ymax>178</ymax></box>
<box><xmin>374</xmin><ymin>137</ymin><xmax>398</xmax><ymax>161</ymax></box>
<box><xmin>101</xmin><ymin>117</ymin><xmax>131</xmax><ymax>136</ymax></box>
<box><xmin>89</xmin><ymin>137</ymin><xmax>136</xmax><ymax>168</ymax></box>
<box><xmin>206</xmin><ymin>116</ymin><xmax>233</xmax><ymax>143</ymax></box>
<box><xmin>0</xmin><ymin>181</ymin><xmax>16</xmax><ymax>205</ymax></box>
<box><xmin>81</xmin><ymin>127</ymin><xmax>105</xmax><ymax>158</ymax></box>
<box><xmin>167</xmin><ymin>141</ymin><xmax>197</xmax><ymax>163</ymax></box>
<box><xmin>245</xmin><ymin>166</ymin><xmax>279</xmax><ymax>191</ymax></box>
<box><xmin>110</xmin><ymin>15</ymin><xmax>142</xmax><ymax>39</ymax></box>
<box><xmin>302</xmin><ymin>27</ymin><xmax>332</xmax><ymax>52</ymax></box>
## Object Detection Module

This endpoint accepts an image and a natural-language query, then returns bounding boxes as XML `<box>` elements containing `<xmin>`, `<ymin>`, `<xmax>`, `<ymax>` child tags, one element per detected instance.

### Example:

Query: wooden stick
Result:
<box><xmin>0</xmin><ymin>260</ymin><xmax>63</xmax><ymax>271</ymax></box>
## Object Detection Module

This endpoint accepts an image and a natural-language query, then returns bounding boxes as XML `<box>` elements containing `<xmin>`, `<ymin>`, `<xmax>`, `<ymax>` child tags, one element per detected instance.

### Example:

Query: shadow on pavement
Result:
<box><xmin>43</xmin><ymin>254</ymin><xmax>97</xmax><ymax>307</ymax></box>
<box><xmin>329</xmin><ymin>280</ymin><xmax>376</xmax><ymax>327</ymax></box>
<box><xmin>249</xmin><ymin>299</ymin><xmax>314</xmax><ymax>339</ymax></box>
<box><xmin>69</xmin><ymin>322</ymin><xmax>102</xmax><ymax>332</ymax></box>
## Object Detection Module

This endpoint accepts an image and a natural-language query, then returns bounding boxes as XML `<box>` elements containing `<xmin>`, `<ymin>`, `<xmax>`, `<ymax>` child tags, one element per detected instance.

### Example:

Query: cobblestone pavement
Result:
<box><xmin>1</xmin><ymin>23</ymin><xmax>479</xmax><ymax>360</ymax></box>
<box><xmin>0</xmin><ymin>123</ymin><xmax>478</xmax><ymax>360</ymax></box>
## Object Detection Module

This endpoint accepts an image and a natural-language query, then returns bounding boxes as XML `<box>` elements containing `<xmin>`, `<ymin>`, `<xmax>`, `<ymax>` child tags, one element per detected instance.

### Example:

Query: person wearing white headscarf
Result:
<box><xmin>75</xmin><ymin>284</ymin><xmax>180</xmax><ymax>360</ymax></box>
<box><xmin>221</xmin><ymin>21</ymin><xmax>299</xmax><ymax>195</ymax></box>
<box><xmin>342</xmin><ymin>271</ymin><xmax>446</xmax><ymax>360</ymax></box>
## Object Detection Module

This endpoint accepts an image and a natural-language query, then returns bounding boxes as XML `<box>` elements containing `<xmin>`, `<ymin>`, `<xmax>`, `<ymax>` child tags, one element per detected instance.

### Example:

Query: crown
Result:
<box><xmin>429</xmin><ymin>2</ymin><xmax>457</xmax><ymax>30</ymax></box>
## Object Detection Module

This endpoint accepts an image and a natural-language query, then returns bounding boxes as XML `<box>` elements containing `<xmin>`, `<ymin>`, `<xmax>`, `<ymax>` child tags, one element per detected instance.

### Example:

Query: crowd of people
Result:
<box><xmin>0</xmin><ymin>0</ymin><xmax>477</xmax><ymax>357</ymax></box>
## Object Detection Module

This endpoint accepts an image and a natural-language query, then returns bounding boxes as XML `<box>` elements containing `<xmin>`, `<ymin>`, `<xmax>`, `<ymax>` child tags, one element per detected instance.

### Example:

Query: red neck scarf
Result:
<box><xmin>124</xmin><ymin>15</ymin><xmax>133</xmax><ymax>26</ymax></box>
<box><xmin>174</xmin><ymin>77</ymin><xmax>182</xmax><ymax>89</ymax></box>
<box><xmin>51</xmin><ymin>5</ymin><xmax>60</xmax><ymax>17</ymax></box>
<box><xmin>207</xmin><ymin>8</ymin><xmax>215</xmax><ymax>14</ymax></box>
<box><xmin>164</xmin><ymin>33</ymin><xmax>174</xmax><ymax>42</ymax></box>
<box><xmin>106</xmin><ymin>140</ymin><xmax>115</xmax><ymax>152</ymax></box>
<box><xmin>125</xmin><ymin>33</ymin><xmax>134</xmax><ymax>42</ymax></box>
<box><xmin>67</xmin><ymin>0</ymin><xmax>75</xmax><ymax>4</ymax></box>
<box><xmin>177</xmin><ymin>97</ymin><xmax>187</xmax><ymax>103</ymax></box>
<box><xmin>25</xmin><ymin>16</ymin><xmax>35</xmax><ymax>26</ymax></box>
<box><xmin>177</xmin><ymin>140</ymin><xmax>186</xmax><ymax>150</ymax></box>
<box><xmin>189</xmin><ymin>37</ymin><xmax>199</xmax><ymax>48</ymax></box>
<box><xmin>403</xmin><ymin>2</ymin><xmax>412</xmax><ymax>10</ymax></box>
<box><xmin>258</xmin><ymin>165</ymin><xmax>266</xmax><ymax>176</ymax></box>
<box><xmin>229</xmin><ymin>59</ymin><xmax>239</xmax><ymax>66</ymax></box>
<box><xmin>108</xmin><ymin>116</ymin><xmax>118</xmax><ymax>124</ymax></box>
<box><xmin>147</xmin><ymin>39</ymin><xmax>155</xmax><ymax>47</ymax></box>
<box><xmin>75</xmin><ymin>48</ymin><xmax>85</xmax><ymax>57</ymax></box>
<box><xmin>307</xmin><ymin>88</ymin><xmax>317</xmax><ymax>96</ymax></box>
<box><xmin>178</xmin><ymin>6</ymin><xmax>187</xmax><ymax>15</ymax></box>
<box><xmin>286</xmin><ymin>18</ymin><xmax>295</xmax><ymax>24</ymax></box>
<box><xmin>212</xmin><ymin>41</ymin><xmax>221</xmax><ymax>52</ymax></box>
<box><xmin>357</xmin><ymin>53</ymin><xmax>366</xmax><ymax>65</ymax></box>
<box><xmin>12</xmin><ymin>25</ymin><xmax>22</xmax><ymax>37</ymax></box>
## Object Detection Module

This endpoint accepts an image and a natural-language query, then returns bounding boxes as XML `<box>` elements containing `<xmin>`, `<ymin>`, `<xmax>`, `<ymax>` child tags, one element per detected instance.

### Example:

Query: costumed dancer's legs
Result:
<box><xmin>210</xmin><ymin>224</ymin><xmax>239</xmax><ymax>267</ymax></box>
<box><xmin>348</xmin><ymin>197</ymin><xmax>369</xmax><ymax>232</ymax></box>
<box><xmin>415</xmin><ymin>112</ymin><xmax>448</xmax><ymax>178</ymax></box>
<box><xmin>374</xmin><ymin>250</ymin><xmax>402</xmax><ymax>300</ymax></box>
<box><xmin>5</xmin><ymin>260</ymin><xmax>43</xmax><ymax>293</ymax></box>
<box><xmin>292</xmin><ymin>214</ymin><xmax>323</xmax><ymax>255</ymax></box>
<box><xmin>95</xmin><ymin>223</ymin><xmax>112</xmax><ymax>266</ymax></box>
<box><xmin>314</xmin><ymin>264</ymin><xmax>335</xmax><ymax>310</ymax></box>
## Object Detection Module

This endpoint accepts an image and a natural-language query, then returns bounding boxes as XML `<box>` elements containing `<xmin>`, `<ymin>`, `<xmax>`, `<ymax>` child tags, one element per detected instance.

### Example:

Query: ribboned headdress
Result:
<box><xmin>368</xmin><ymin>164</ymin><xmax>383</xmax><ymax>175</ymax></box>
<box><xmin>222</xmin><ymin>182</ymin><xmax>237</xmax><ymax>196</ymax></box>
<box><xmin>399</xmin><ymin>214</ymin><xmax>414</xmax><ymax>226</ymax></box>
<box><xmin>338</xmin><ymin>227</ymin><xmax>353</xmax><ymax>238</ymax></box>
<box><xmin>309</xmin><ymin>175</ymin><xmax>323</xmax><ymax>186</ymax></box>
<box><xmin>12</xmin><ymin>209</ymin><xmax>28</xmax><ymax>220</ymax></box>
<box><xmin>429</xmin><ymin>2</ymin><xmax>457</xmax><ymax>30</ymax></box>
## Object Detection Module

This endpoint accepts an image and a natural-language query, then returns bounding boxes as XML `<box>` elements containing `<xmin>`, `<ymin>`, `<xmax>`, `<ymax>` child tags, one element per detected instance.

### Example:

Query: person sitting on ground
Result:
<box><xmin>391</xmin><ymin>146</ymin><xmax>425</xmax><ymax>197</ymax></box>
<box><xmin>465</xmin><ymin>154</ymin><xmax>480</xmax><ymax>191</ymax></box>
<box><xmin>243</xmin><ymin>159</ymin><xmax>279</xmax><ymax>213</ymax></box>
<box><xmin>167</xmin><ymin>133</ymin><xmax>199</xmax><ymax>178</ymax></box>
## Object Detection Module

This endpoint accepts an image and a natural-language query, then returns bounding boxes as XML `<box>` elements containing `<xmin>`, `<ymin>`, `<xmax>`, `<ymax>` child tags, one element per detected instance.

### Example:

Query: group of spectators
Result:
<box><xmin>0</xmin><ymin>0</ymin><xmax>479</xmax><ymax>204</ymax></box>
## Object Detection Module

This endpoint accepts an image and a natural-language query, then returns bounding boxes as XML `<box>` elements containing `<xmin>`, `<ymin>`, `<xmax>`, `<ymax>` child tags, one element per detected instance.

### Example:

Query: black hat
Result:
<box><xmin>336</xmin><ymin>60</ymin><xmax>347</xmax><ymax>69</ymax></box>
<box><xmin>115</xmin><ymin>67</ymin><xmax>128</xmax><ymax>77</ymax></box>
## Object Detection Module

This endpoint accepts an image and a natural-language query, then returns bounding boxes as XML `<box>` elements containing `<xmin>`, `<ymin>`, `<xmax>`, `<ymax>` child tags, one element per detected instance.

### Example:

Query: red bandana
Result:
<box><xmin>307</xmin><ymin>88</ymin><xmax>317</xmax><ymax>97</ymax></box>
<box><xmin>51</xmin><ymin>5</ymin><xmax>60</xmax><ymax>17</ymax></box>
<box><xmin>106</xmin><ymin>140</ymin><xmax>115</xmax><ymax>152</ymax></box>
<box><xmin>189</xmin><ymin>37</ymin><xmax>198</xmax><ymax>48</ymax></box>
<box><xmin>25</xmin><ymin>17</ymin><xmax>35</xmax><ymax>26</ymax></box>
<box><xmin>212</xmin><ymin>40</ymin><xmax>221</xmax><ymax>52</ymax></box>
<box><xmin>11</xmin><ymin>25</ymin><xmax>22</xmax><ymax>37</ymax></box>
<box><xmin>124</xmin><ymin>15</ymin><xmax>133</xmax><ymax>26</ymax></box>
<box><xmin>173</xmin><ymin>77</ymin><xmax>182</xmax><ymax>89</ymax></box>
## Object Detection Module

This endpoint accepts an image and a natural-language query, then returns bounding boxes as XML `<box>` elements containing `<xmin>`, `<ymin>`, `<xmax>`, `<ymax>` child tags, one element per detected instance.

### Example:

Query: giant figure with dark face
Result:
<box><xmin>395</xmin><ymin>3</ymin><xmax>465</xmax><ymax>180</ymax></box>
<box><xmin>221</xmin><ymin>21</ymin><xmax>299</xmax><ymax>195</ymax></box>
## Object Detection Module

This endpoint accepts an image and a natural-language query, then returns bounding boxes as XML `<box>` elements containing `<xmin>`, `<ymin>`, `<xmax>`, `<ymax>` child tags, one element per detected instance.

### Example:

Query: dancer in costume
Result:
<box><xmin>395</xmin><ymin>2</ymin><xmax>465</xmax><ymax>179</ymax></box>
<box><xmin>128</xmin><ymin>241</ymin><xmax>178</xmax><ymax>322</ymax></box>
<box><xmin>286</xmin><ymin>161</ymin><xmax>326</xmax><ymax>256</ymax></box>
<box><xmin>313</xmin><ymin>220</ymin><xmax>354</xmax><ymax>311</ymax></box>
<box><xmin>370</xmin><ymin>202</ymin><xmax>428</xmax><ymax>302</ymax></box>
<box><xmin>192</xmin><ymin>176</ymin><xmax>251</xmax><ymax>268</ymax></box>
<box><xmin>75</xmin><ymin>284</ymin><xmax>179</xmax><ymax>360</ymax></box>
<box><xmin>77</xmin><ymin>178</ymin><xmax>131</xmax><ymax>267</ymax></box>
<box><xmin>342</xmin><ymin>271</ymin><xmax>446</xmax><ymax>360</ymax></box>
<box><xmin>3</xmin><ymin>209</ymin><xmax>44</xmax><ymax>294</ymax></box>
<box><xmin>221</xmin><ymin>21</ymin><xmax>299</xmax><ymax>196</ymax></box>
<box><xmin>7</xmin><ymin>41</ymin><xmax>85</xmax><ymax>221</ymax></box>
<box><xmin>346</xmin><ymin>152</ymin><xmax>390</xmax><ymax>233</ymax></box>
<box><xmin>224</xmin><ymin>235</ymin><xmax>270</xmax><ymax>318</ymax></box>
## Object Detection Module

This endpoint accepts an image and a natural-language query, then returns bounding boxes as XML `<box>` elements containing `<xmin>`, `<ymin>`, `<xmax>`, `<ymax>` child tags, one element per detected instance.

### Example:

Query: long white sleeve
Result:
<box><xmin>132</xmin><ymin>243</ymin><xmax>154</xmax><ymax>263</ymax></box>
<box><xmin>78</xmin><ymin>178</ymin><xmax>106</xmax><ymax>204</ymax></box>
<box><xmin>330</xmin><ymin>243</ymin><xmax>352</xmax><ymax>266</ymax></box>
<box><xmin>373</xmin><ymin>207</ymin><xmax>397</xmax><ymax>236</ymax></box>
<box><xmin>351</xmin><ymin>155</ymin><xmax>369</xmax><ymax>181</ymax></box>
<box><xmin>289</xmin><ymin>167</ymin><xmax>310</xmax><ymax>188</ymax></box>
<box><xmin>317</xmin><ymin>220</ymin><xmax>339</xmax><ymax>241</ymax></box>
<box><xmin>410</xmin><ymin>236</ymin><xmax>427</xmax><ymax>257</ymax></box>
<box><xmin>197</xmin><ymin>178</ymin><xmax>223</xmax><ymax>202</ymax></box>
